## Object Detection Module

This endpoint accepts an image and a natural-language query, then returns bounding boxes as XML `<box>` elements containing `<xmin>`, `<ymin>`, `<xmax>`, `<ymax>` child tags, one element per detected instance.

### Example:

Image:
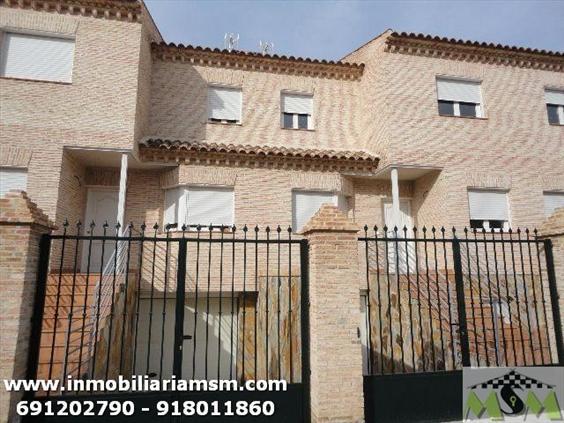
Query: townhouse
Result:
<box><xmin>1</xmin><ymin>1</ymin><xmax>563</xmax><ymax>421</ymax></box>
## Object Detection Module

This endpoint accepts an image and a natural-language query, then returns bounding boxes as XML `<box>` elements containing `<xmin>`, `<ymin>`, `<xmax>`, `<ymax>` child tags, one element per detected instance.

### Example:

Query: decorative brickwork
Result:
<box><xmin>0</xmin><ymin>192</ymin><xmax>55</xmax><ymax>422</ymax></box>
<box><xmin>303</xmin><ymin>205</ymin><xmax>364</xmax><ymax>422</ymax></box>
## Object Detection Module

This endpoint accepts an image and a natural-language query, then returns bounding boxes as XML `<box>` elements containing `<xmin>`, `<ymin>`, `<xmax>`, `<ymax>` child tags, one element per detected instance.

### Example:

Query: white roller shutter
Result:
<box><xmin>1</xmin><ymin>33</ymin><xmax>74</xmax><ymax>83</ymax></box>
<box><xmin>544</xmin><ymin>192</ymin><xmax>564</xmax><ymax>217</ymax></box>
<box><xmin>292</xmin><ymin>191</ymin><xmax>336</xmax><ymax>232</ymax></box>
<box><xmin>545</xmin><ymin>89</ymin><xmax>564</xmax><ymax>105</ymax></box>
<box><xmin>186</xmin><ymin>187</ymin><xmax>234</xmax><ymax>227</ymax></box>
<box><xmin>468</xmin><ymin>190</ymin><xmax>509</xmax><ymax>221</ymax></box>
<box><xmin>208</xmin><ymin>87</ymin><xmax>242</xmax><ymax>121</ymax></box>
<box><xmin>437</xmin><ymin>78</ymin><xmax>482</xmax><ymax>103</ymax></box>
<box><xmin>282</xmin><ymin>93</ymin><xmax>313</xmax><ymax>115</ymax></box>
<box><xmin>0</xmin><ymin>168</ymin><xmax>27</xmax><ymax>197</ymax></box>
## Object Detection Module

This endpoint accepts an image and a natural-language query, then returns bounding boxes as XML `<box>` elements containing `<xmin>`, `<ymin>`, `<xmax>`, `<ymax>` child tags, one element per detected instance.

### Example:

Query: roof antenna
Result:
<box><xmin>224</xmin><ymin>33</ymin><xmax>239</xmax><ymax>52</ymax></box>
<box><xmin>259</xmin><ymin>40</ymin><xmax>274</xmax><ymax>55</ymax></box>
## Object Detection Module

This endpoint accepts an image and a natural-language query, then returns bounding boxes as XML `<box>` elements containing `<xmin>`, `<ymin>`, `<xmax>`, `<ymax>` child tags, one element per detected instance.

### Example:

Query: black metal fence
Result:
<box><xmin>28</xmin><ymin>221</ymin><xmax>309</xmax><ymax>396</ymax></box>
<box><xmin>359</xmin><ymin>226</ymin><xmax>564</xmax><ymax>375</ymax></box>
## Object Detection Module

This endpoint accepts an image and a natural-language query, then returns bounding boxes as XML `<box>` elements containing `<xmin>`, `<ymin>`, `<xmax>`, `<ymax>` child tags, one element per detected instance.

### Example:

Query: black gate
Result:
<box><xmin>25</xmin><ymin>222</ymin><xmax>310</xmax><ymax>422</ymax></box>
<box><xmin>359</xmin><ymin>226</ymin><xmax>564</xmax><ymax>422</ymax></box>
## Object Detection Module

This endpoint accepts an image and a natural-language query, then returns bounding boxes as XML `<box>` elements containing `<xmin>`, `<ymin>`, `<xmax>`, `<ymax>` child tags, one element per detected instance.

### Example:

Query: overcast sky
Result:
<box><xmin>144</xmin><ymin>0</ymin><xmax>564</xmax><ymax>60</ymax></box>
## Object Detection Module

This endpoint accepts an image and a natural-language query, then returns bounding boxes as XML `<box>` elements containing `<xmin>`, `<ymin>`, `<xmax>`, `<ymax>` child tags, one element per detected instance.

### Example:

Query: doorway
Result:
<box><xmin>81</xmin><ymin>188</ymin><xmax>119</xmax><ymax>272</ymax></box>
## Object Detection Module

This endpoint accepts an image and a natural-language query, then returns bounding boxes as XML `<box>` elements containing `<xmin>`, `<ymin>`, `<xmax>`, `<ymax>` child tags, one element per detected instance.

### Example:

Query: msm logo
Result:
<box><xmin>463</xmin><ymin>368</ymin><xmax>563</xmax><ymax>421</ymax></box>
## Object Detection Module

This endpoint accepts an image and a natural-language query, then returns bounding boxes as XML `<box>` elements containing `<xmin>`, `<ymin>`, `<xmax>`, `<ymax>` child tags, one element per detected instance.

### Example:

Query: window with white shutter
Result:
<box><xmin>544</xmin><ymin>89</ymin><xmax>564</xmax><ymax>125</ymax></box>
<box><xmin>163</xmin><ymin>186</ymin><xmax>234</xmax><ymax>229</ymax></box>
<box><xmin>281</xmin><ymin>92</ymin><xmax>313</xmax><ymax>130</ymax></box>
<box><xmin>436</xmin><ymin>77</ymin><xmax>483</xmax><ymax>118</ymax></box>
<box><xmin>0</xmin><ymin>167</ymin><xmax>27</xmax><ymax>197</ymax></box>
<box><xmin>543</xmin><ymin>191</ymin><xmax>564</xmax><ymax>217</ymax></box>
<box><xmin>292</xmin><ymin>190</ymin><xmax>339</xmax><ymax>232</ymax></box>
<box><xmin>0</xmin><ymin>32</ymin><xmax>74</xmax><ymax>83</ymax></box>
<box><xmin>208</xmin><ymin>86</ymin><xmax>242</xmax><ymax>124</ymax></box>
<box><xmin>467</xmin><ymin>189</ymin><xmax>510</xmax><ymax>231</ymax></box>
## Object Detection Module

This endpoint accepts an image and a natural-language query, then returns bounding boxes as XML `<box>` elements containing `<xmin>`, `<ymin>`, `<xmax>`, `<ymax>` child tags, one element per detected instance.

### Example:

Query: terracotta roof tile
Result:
<box><xmin>139</xmin><ymin>138</ymin><xmax>378</xmax><ymax>163</ymax></box>
<box><xmin>389</xmin><ymin>31</ymin><xmax>563</xmax><ymax>58</ymax></box>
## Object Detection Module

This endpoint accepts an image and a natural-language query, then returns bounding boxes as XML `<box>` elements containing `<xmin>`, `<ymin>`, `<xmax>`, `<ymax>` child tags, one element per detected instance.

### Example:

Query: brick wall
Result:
<box><xmin>346</xmin><ymin>32</ymin><xmax>564</xmax><ymax>230</ymax></box>
<box><xmin>0</xmin><ymin>192</ymin><xmax>54</xmax><ymax>422</ymax></box>
<box><xmin>0</xmin><ymin>6</ymin><xmax>146</xmax><ymax>224</ymax></box>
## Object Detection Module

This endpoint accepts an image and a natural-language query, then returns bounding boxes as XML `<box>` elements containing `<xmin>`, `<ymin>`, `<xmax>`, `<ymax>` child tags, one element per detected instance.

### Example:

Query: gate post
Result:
<box><xmin>0</xmin><ymin>192</ymin><xmax>55</xmax><ymax>422</ymax></box>
<box><xmin>302</xmin><ymin>204</ymin><xmax>364</xmax><ymax>423</ymax></box>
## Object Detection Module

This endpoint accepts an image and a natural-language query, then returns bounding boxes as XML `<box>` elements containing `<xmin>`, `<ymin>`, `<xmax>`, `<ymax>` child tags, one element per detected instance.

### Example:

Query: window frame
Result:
<box><xmin>467</xmin><ymin>188</ymin><xmax>511</xmax><ymax>232</ymax></box>
<box><xmin>546</xmin><ymin>103</ymin><xmax>564</xmax><ymax>125</ymax></box>
<box><xmin>436</xmin><ymin>76</ymin><xmax>484</xmax><ymax>119</ymax></box>
<box><xmin>163</xmin><ymin>185</ymin><xmax>235</xmax><ymax>231</ymax></box>
<box><xmin>0</xmin><ymin>30</ymin><xmax>75</xmax><ymax>84</ymax></box>
<box><xmin>207</xmin><ymin>84</ymin><xmax>243</xmax><ymax>125</ymax></box>
<box><xmin>280</xmin><ymin>91</ymin><xmax>314</xmax><ymax>130</ymax></box>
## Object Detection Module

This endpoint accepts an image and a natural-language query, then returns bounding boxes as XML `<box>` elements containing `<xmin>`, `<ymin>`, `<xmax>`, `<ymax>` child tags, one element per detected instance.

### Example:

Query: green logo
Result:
<box><xmin>464</xmin><ymin>368</ymin><xmax>563</xmax><ymax>421</ymax></box>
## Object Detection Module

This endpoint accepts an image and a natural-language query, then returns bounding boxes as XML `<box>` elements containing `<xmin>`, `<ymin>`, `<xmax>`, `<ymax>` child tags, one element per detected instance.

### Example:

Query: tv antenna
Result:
<box><xmin>259</xmin><ymin>40</ymin><xmax>274</xmax><ymax>55</ymax></box>
<box><xmin>224</xmin><ymin>33</ymin><xmax>239</xmax><ymax>52</ymax></box>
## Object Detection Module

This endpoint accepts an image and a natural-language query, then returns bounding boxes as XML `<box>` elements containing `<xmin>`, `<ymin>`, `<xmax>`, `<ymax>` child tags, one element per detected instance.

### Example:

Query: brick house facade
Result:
<box><xmin>1</xmin><ymin>1</ymin><xmax>563</xmax><ymax>422</ymax></box>
<box><xmin>1</xmin><ymin>2</ymin><xmax>562</xmax><ymax>238</ymax></box>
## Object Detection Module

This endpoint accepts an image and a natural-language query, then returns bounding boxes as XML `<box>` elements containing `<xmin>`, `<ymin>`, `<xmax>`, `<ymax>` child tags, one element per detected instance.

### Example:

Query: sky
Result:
<box><xmin>144</xmin><ymin>0</ymin><xmax>564</xmax><ymax>61</ymax></box>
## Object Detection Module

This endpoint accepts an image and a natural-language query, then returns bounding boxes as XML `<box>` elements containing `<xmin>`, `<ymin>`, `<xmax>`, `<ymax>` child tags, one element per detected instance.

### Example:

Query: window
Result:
<box><xmin>467</xmin><ymin>189</ymin><xmax>509</xmax><ymax>231</ymax></box>
<box><xmin>292</xmin><ymin>190</ymin><xmax>346</xmax><ymax>231</ymax></box>
<box><xmin>544</xmin><ymin>191</ymin><xmax>564</xmax><ymax>217</ymax></box>
<box><xmin>0</xmin><ymin>167</ymin><xmax>27</xmax><ymax>197</ymax></box>
<box><xmin>207</xmin><ymin>86</ymin><xmax>242</xmax><ymax>124</ymax></box>
<box><xmin>0</xmin><ymin>32</ymin><xmax>74</xmax><ymax>83</ymax></box>
<box><xmin>436</xmin><ymin>77</ymin><xmax>483</xmax><ymax>118</ymax></box>
<box><xmin>281</xmin><ymin>92</ymin><xmax>313</xmax><ymax>129</ymax></box>
<box><xmin>544</xmin><ymin>89</ymin><xmax>564</xmax><ymax>125</ymax></box>
<box><xmin>164</xmin><ymin>186</ymin><xmax>234</xmax><ymax>228</ymax></box>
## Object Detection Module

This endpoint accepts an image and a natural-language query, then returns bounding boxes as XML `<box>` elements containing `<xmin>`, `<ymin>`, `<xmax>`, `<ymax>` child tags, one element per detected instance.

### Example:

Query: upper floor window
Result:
<box><xmin>0</xmin><ymin>167</ymin><xmax>27</xmax><ymax>197</ymax></box>
<box><xmin>281</xmin><ymin>92</ymin><xmax>313</xmax><ymax>130</ymax></box>
<box><xmin>164</xmin><ymin>186</ymin><xmax>234</xmax><ymax>229</ymax></box>
<box><xmin>0</xmin><ymin>32</ymin><xmax>74</xmax><ymax>83</ymax></box>
<box><xmin>436</xmin><ymin>77</ymin><xmax>483</xmax><ymax>118</ymax></box>
<box><xmin>545</xmin><ymin>89</ymin><xmax>564</xmax><ymax>125</ymax></box>
<box><xmin>467</xmin><ymin>189</ymin><xmax>509</xmax><ymax>231</ymax></box>
<box><xmin>208</xmin><ymin>86</ymin><xmax>242</xmax><ymax>124</ymax></box>
<box><xmin>543</xmin><ymin>191</ymin><xmax>564</xmax><ymax>217</ymax></box>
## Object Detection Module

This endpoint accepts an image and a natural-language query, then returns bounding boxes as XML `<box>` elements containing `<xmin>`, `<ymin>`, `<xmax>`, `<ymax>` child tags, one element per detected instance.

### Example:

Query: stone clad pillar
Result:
<box><xmin>537</xmin><ymin>207</ymin><xmax>564</xmax><ymax>364</ymax></box>
<box><xmin>302</xmin><ymin>204</ymin><xmax>364</xmax><ymax>422</ymax></box>
<box><xmin>0</xmin><ymin>192</ymin><xmax>55</xmax><ymax>422</ymax></box>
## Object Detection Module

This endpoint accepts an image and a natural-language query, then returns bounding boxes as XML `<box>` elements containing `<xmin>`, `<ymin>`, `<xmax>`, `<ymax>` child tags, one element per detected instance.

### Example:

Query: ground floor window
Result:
<box><xmin>292</xmin><ymin>190</ymin><xmax>347</xmax><ymax>232</ymax></box>
<box><xmin>467</xmin><ymin>189</ymin><xmax>510</xmax><ymax>231</ymax></box>
<box><xmin>543</xmin><ymin>191</ymin><xmax>564</xmax><ymax>217</ymax></box>
<box><xmin>0</xmin><ymin>167</ymin><xmax>27</xmax><ymax>197</ymax></box>
<box><xmin>164</xmin><ymin>186</ymin><xmax>234</xmax><ymax>229</ymax></box>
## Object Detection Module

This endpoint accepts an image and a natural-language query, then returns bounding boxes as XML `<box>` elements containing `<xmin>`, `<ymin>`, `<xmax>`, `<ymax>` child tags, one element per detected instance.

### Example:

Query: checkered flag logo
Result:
<box><xmin>470</xmin><ymin>369</ymin><xmax>555</xmax><ymax>390</ymax></box>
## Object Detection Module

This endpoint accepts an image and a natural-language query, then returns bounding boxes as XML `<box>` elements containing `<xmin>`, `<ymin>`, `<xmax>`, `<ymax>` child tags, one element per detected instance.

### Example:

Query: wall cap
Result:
<box><xmin>301</xmin><ymin>204</ymin><xmax>360</xmax><ymax>235</ymax></box>
<box><xmin>0</xmin><ymin>191</ymin><xmax>56</xmax><ymax>229</ymax></box>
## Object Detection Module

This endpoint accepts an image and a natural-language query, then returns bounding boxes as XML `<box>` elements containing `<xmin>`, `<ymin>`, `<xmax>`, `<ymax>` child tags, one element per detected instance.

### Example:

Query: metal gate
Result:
<box><xmin>359</xmin><ymin>226</ymin><xmax>564</xmax><ymax>422</ymax></box>
<box><xmin>25</xmin><ymin>222</ymin><xmax>310</xmax><ymax>422</ymax></box>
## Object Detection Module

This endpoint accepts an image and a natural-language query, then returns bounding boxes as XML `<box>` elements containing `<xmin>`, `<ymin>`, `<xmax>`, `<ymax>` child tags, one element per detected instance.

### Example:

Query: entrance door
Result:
<box><xmin>82</xmin><ymin>189</ymin><xmax>119</xmax><ymax>272</ymax></box>
<box><xmin>383</xmin><ymin>199</ymin><xmax>414</xmax><ymax>273</ymax></box>
<box><xmin>134</xmin><ymin>297</ymin><xmax>237</xmax><ymax>380</ymax></box>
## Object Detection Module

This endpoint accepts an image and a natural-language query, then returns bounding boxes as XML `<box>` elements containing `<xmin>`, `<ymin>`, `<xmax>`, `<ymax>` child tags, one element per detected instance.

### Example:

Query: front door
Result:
<box><xmin>383</xmin><ymin>199</ymin><xmax>414</xmax><ymax>273</ymax></box>
<box><xmin>81</xmin><ymin>189</ymin><xmax>119</xmax><ymax>272</ymax></box>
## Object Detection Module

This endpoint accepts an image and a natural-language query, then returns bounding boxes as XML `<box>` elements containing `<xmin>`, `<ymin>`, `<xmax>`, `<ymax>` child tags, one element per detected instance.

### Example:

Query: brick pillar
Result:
<box><xmin>538</xmin><ymin>207</ymin><xmax>564</xmax><ymax>363</ymax></box>
<box><xmin>0</xmin><ymin>192</ymin><xmax>55</xmax><ymax>422</ymax></box>
<box><xmin>302</xmin><ymin>204</ymin><xmax>364</xmax><ymax>422</ymax></box>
